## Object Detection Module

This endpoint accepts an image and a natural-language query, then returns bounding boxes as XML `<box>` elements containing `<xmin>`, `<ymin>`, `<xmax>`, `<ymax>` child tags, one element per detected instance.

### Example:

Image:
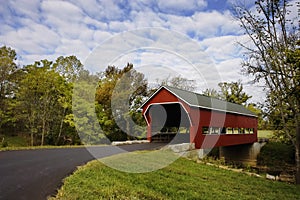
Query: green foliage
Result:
<box><xmin>0</xmin><ymin>135</ymin><xmax>28</xmax><ymax>147</ymax></box>
<box><xmin>257</xmin><ymin>142</ymin><xmax>295</xmax><ymax>171</ymax></box>
<box><xmin>72</xmin><ymin>74</ymin><xmax>109</xmax><ymax>145</ymax></box>
<box><xmin>3</xmin><ymin>52</ymin><xmax>85</xmax><ymax>146</ymax></box>
<box><xmin>257</xmin><ymin>130</ymin><xmax>273</xmax><ymax>138</ymax></box>
<box><xmin>271</xmin><ymin>130</ymin><xmax>295</xmax><ymax>145</ymax></box>
<box><xmin>203</xmin><ymin>81</ymin><xmax>251</xmax><ymax>105</ymax></box>
<box><xmin>0</xmin><ymin>46</ymin><xmax>18</xmax><ymax>131</ymax></box>
<box><xmin>218</xmin><ymin>80</ymin><xmax>251</xmax><ymax>105</ymax></box>
<box><xmin>0</xmin><ymin>46</ymin><xmax>149</xmax><ymax>145</ymax></box>
<box><xmin>53</xmin><ymin>55</ymin><xmax>84</xmax><ymax>82</ymax></box>
<box><xmin>53</xmin><ymin>156</ymin><xmax>300</xmax><ymax>200</ymax></box>
<box><xmin>202</xmin><ymin>88</ymin><xmax>220</xmax><ymax>99</ymax></box>
<box><xmin>236</xmin><ymin>0</ymin><xmax>300</xmax><ymax>183</ymax></box>
<box><xmin>15</xmin><ymin>60</ymin><xmax>69</xmax><ymax>145</ymax></box>
<box><xmin>156</xmin><ymin>75</ymin><xmax>196</xmax><ymax>92</ymax></box>
<box><xmin>95</xmin><ymin>64</ymin><xmax>148</xmax><ymax>141</ymax></box>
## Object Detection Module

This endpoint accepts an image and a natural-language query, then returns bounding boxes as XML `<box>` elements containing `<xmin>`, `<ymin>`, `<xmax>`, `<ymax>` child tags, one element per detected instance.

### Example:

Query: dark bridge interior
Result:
<box><xmin>148</xmin><ymin>103</ymin><xmax>190</xmax><ymax>143</ymax></box>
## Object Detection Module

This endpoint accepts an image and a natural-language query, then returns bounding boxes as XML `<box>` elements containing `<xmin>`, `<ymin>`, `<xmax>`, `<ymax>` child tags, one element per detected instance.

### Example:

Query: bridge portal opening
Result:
<box><xmin>147</xmin><ymin>103</ymin><xmax>191</xmax><ymax>143</ymax></box>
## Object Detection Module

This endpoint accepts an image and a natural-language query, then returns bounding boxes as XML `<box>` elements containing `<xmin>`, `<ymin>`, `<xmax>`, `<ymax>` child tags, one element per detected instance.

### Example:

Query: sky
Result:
<box><xmin>0</xmin><ymin>0</ymin><xmax>297</xmax><ymax>103</ymax></box>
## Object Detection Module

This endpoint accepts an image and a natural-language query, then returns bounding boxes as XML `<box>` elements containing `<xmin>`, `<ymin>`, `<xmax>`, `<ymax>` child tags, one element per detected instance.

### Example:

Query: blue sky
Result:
<box><xmin>0</xmin><ymin>0</ymin><xmax>297</xmax><ymax>103</ymax></box>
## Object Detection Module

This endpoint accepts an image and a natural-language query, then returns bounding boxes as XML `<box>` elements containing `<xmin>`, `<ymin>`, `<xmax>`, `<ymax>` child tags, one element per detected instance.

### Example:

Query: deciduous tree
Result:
<box><xmin>16</xmin><ymin>60</ymin><xmax>68</xmax><ymax>146</ymax></box>
<box><xmin>0</xmin><ymin>46</ymin><xmax>18</xmax><ymax>132</ymax></box>
<box><xmin>218</xmin><ymin>80</ymin><xmax>252</xmax><ymax>105</ymax></box>
<box><xmin>155</xmin><ymin>75</ymin><xmax>196</xmax><ymax>92</ymax></box>
<box><xmin>95</xmin><ymin>64</ymin><xmax>148</xmax><ymax>141</ymax></box>
<box><xmin>235</xmin><ymin>0</ymin><xmax>300</xmax><ymax>183</ymax></box>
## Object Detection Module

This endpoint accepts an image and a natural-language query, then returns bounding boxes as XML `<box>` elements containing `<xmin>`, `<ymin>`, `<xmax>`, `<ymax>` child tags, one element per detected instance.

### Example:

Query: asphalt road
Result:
<box><xmin>0</xmin><ymin>143</ymin><xmax>164</xmax><ymax>200</ymax></box>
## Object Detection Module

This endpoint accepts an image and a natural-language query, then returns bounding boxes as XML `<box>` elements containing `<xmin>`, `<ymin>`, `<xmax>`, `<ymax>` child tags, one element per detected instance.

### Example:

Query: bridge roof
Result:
<box><xmin>142</xmin><ymin>85</ymin><xmax>256</xmax><ymax>117</ymax></box>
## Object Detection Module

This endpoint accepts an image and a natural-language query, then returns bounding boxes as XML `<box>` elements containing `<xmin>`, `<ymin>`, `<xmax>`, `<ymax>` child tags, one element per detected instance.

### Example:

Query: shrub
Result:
<box><xmin>257</xmin><ymin>142</ymin><xmax>295</xmax><ymax>173</ymax></box>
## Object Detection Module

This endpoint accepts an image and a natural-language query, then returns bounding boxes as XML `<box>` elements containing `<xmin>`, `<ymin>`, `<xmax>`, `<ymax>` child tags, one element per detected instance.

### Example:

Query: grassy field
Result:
<box><xmin>257</xmin><ymin>130</ymin><xmax>274</xmax><ymax>138</ymax></box>
<box><xmin>0</xmin><ymin>134</ymin><xmax>29</xmax><ymax>148</ymax></box>
<box><xmin>52</xmin><ymin>151</ymin><xmax>300</xmax><ymax>200</ymax></box>
<box><xmin>0</xmin><ymin>134</ymin><xmax>86</xmax><ymax>151</ymax></box>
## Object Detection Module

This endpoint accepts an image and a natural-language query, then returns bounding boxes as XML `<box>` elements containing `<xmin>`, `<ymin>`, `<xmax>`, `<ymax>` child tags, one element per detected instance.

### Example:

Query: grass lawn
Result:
<box><xmin>0</xmin><ymin>134</ymin><xmax>29</xmax><ymax>147</ymax></box>
<box><xmin>0</xmin><ymin>134</ymin><xmax>88</xmax><ymax>151</ymax></box>
<box><xmin>257</xmin><ymin>130</ymin><xmax>274</xmax><ymax>138</ymax></box>
<box><xmin>52</xmin><ymin>151</ymin><xmax>300</xmax><ymax>200</ymax></box>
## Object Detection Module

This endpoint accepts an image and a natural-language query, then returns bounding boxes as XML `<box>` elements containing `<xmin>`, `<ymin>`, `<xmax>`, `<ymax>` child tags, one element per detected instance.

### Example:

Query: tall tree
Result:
<box><xmin>16</xmin><ymin>60</ymin><xmax>66</xmax><ymax>146</ymax></box>
<box><xmin>111</xmin><ymin>64</ymin><xmax>148</xmax><ymax>139</ymax></box>
<box><xmin>95</xmin><ymin>64</ymin><xmax>148</xmax><ymax>141</ymax></box>
<box><xmin>52</xmin><ymin>56</ymin><xmax>84</xmax><ymax>145</ymax></box>
<box><xmin>0</xmin><ymin>46</ymin><xmax>18</xmax><ymax>133</ymax></box>
<box><xmin>235</xmin><ymin>0</ymin><xmax>300</xmax><ymax>183</ymax></box>
<box><xmin>53</xmin><ymin>55</ymin><xmax>84</xmax><ymax>82</ymax></box>
<box><xmin>71</xmin><ymin>70</ymin><xmax>107</xmax><ymax>145</ymax></box>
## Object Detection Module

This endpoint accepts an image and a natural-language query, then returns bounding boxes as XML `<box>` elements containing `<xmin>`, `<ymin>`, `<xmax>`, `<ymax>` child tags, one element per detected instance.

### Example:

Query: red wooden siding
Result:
<box><xmin>142</xmin><ymin>87</ymin><xmax>258</xmax><ymax>149</ymax></box>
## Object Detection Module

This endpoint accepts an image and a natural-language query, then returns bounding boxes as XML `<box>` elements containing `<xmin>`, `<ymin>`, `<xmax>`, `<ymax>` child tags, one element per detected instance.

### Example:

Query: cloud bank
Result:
<box><xmin>3</xmin><ymin>0</ymin><xmax>295</xmax><ymax>103</ymax></box>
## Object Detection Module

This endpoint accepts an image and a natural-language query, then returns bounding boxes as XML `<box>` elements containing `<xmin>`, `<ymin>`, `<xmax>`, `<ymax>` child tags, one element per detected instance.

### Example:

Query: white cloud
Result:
<box><xmin>163</xmin><ymin>10</ymin><xmax>242</xmax><ymax>40</ymax></box>
<box><xmin>6</xmin><ymin>0</ymin><xmax>41</xmax><ymax>22</ymax></box>
<box><xmin>54</xmin><ymin>38</ymin><xmax>91</xmax><ymax>62</ymax></box>
<box><xmin>0</xmin><ymin>0</ymin><xmax>267</xmax><ymax>102</ymax></box>
<box><xmin>69</xmin><ymin>0</ymin><xmax>127</xmax><ymax>21</ymax></box>
<box><xmin>157</xmin><ymin>0</ymin><xmax>207</xmax><ymax>15</ymax></box>
<box><xmin>41</xmin><ymin>0</ymin><xmax>84</xmax><ymax>22</ymax></box>
<box><xmin>0</xmin><ymin>22</ymin><xmax>60</xmax><ymax>55</ymax></box>
<box><xmin>199</xmin><ymin>35</ymin><xmax>244</xmax><ymax>62</ymax></box>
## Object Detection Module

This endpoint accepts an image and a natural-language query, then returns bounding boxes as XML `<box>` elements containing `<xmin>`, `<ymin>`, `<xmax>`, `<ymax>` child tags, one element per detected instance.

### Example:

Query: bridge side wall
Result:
<box><xmin>189</xmin><ymin>107</ymin><xmax>258</xmax><ymax>149</ymax></box>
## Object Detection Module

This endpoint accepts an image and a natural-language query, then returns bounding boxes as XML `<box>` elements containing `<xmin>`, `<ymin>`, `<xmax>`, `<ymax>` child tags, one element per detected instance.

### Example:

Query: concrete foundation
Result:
<box><xmin>219</xmin><ymin>141</ymin><xmax>267</xmax><ymax>166</ymax></box>
<box><xmin>165</xmin><ymin>141</ymin><xmax>267</xmax><ymax>166</ymax></box>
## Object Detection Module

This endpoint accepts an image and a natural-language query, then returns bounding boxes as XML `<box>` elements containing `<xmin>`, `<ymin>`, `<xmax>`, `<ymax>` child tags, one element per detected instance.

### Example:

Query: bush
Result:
<box><xmin>257</xmin><ymin>142</ymin><xmax>295</xmax><ymax>173</ymax></box>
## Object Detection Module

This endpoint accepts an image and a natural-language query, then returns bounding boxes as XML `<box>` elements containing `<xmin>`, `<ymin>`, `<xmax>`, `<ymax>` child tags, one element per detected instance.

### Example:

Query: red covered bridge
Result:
<box><xmin>141</xmin><ymin>86</ymin><xmax>258</xmax><ymax>149</ymax></box>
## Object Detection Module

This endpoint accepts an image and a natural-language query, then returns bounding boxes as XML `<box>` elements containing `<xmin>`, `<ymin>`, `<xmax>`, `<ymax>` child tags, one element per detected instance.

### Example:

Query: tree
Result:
<box><xmin>16</xmin><ymin>60</ymin><xmax>69</xmax><ymax>146</ymax></box>
<box><xmin>71</xmin><ymin>70</ymin><xmax>108</xmax><ymax>145</ymax></box>
<box><xmin>0</xmin><ymin>46</ymin><xmax>18</xmax><ymax>133</ymax></box>
<box><xmin>155</xmin><ymin>75</ymin><xmax>196</xmax><ymax>92</ymax></box>
<box><xmin>53</xmin><ymin>55</ymin><xmax>84</xmax><ymax>82</ymax></box>
<box><xmin>202</xmin><ymin>88</ymin><xmax>220</xmax><ymax>99</ymax></box>
<box><xmin>203</xmin><ymin>81</ymin><xmax>251</xmax><ymax>105</ymax></box>
<box><xmin>95</xmin><ymin>64</ymin><xmax>148</xmax><ymax>141</ymax></box>
<box><xmin>111</xmin><ymin>64</ymin><xmax>148</xmax><ymax>139</ymax></box>
<box><xmin>52</xmin><ymin>56</ymin><xmax>84</xmax><ymax>145</ymax></box>
<box><xmin>235</xmin><ymin>0</ymin><xmax>300</xmax><ymax>183</ymax></box>
<box><xmin>218</xmin><ymin>81</ymin><xmax>252</xmax><ymax>105</ymax></box>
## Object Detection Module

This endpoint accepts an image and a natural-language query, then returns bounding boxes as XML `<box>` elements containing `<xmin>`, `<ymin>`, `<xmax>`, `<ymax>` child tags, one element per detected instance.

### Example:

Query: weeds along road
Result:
<box><xmin>0</xmin><ymin>143</ymin><xmax>164</xmax><ymax>200</ymax></box>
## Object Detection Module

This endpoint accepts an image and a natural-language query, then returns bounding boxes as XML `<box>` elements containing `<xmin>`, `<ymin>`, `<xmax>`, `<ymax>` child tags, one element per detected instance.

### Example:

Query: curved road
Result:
<box><xmin>0</xmin><ymin>143</ymin><xmax>164</xmax><ymax>200</ymax></box>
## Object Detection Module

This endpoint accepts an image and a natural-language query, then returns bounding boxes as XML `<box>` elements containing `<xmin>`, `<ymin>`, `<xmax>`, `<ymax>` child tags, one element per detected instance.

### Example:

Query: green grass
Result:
<box><xmin>0</xmin><ymin>134</ymin><xmax>29</xmax><ymax>148</ymax></box>
<box><xmin>52</xmin><ymin>151</ymin><xmax>300</xmax><ymax>200</ymax></box>
<box><xmin>257</xmin><ymin>130</ymin><xmax>274</xmax><ymax>138</ymax></box>
<box><xmin>0</xmin><ymin>135</ymin><xmax>108</xmax><ymax>151</ymax></box>
<box><xmin>0</xmin><ymin>144</ymin><xmax>88</xmax><ymax>151</ymax></box>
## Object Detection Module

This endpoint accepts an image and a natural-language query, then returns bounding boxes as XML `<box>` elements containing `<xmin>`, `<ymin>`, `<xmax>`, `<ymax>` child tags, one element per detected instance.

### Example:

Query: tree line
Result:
<box><xmin>0</xmin><ymin>47</ymin><xmax>155</xmax><ymax>146</ymax></box>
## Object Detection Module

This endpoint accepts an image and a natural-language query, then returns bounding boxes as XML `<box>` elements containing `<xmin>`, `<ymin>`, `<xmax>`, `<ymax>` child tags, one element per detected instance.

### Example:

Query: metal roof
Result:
<box><xmin>142</xmin><ymin>85</ymin><xmax>257</xmax><ymax>117</ymax></box>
